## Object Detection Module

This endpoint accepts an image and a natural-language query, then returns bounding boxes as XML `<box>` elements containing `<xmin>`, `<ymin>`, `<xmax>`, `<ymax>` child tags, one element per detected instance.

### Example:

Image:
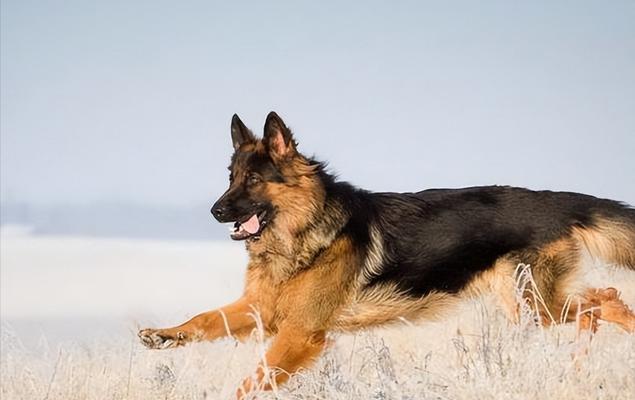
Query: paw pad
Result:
<box><xmin>137</xmin><ymin>329</ymin><xmax>183</xmax><ymax>349</ymax></box>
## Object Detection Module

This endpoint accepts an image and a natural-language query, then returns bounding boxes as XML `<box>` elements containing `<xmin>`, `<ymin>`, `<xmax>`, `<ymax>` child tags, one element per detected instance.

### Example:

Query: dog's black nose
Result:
<box><xmin>211</xmin><ymin>205</ymin><xmax>225</xmax><ymax>219</ymax></box>
<box><xmin>211</xmin><ymin>203</ymin><xmax>228</xmax><ymax>221</ymax></box>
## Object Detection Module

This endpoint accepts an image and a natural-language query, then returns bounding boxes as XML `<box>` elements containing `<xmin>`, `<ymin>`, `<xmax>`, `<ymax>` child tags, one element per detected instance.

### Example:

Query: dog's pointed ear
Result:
<box><xmin>263</xmin><ymin>111</ymin><xmax>295</xmax><ymax>159</ymax></box>
<box><xmin>231</xmin><ymin>114</ymin><xmax>255</xmax><ymax>150</ymax></box>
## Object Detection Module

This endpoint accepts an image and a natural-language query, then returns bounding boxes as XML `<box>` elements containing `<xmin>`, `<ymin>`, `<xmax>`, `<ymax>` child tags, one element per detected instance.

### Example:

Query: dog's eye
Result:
<box><xmin>248</xmin><ymin>174</ymin><xmax>261</xmax><ymax>185</ymax></box>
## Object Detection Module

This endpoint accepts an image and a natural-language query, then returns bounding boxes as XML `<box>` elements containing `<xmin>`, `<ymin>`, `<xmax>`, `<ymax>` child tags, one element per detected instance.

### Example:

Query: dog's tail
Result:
<box><xmin>574</xmin><ymin>206</ymin><xmax>635</xmax><ymax>270</ymax></box>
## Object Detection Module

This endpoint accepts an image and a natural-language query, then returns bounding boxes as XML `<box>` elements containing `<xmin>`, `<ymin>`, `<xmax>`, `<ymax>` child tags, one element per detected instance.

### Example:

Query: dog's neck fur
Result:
<box><xmin>246</xmin><ymin>165</ymin><xmax>352</xmax><ymax>281</ymax></box>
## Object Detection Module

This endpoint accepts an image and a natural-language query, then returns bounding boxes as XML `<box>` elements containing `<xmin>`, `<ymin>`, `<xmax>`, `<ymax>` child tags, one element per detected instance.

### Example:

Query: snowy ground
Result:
<box><xmin>1</xmin><ymin>228</ymin><xmax>246</xmax><ymax>347</ymax></box>
<box><xmin>1</xmin><ymin>228</ymin><xmax>635</xmax><ymax>399</ymax></box>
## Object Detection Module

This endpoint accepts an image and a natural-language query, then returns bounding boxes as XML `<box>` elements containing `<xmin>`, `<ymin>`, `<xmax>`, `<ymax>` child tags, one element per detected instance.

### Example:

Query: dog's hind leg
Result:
<box><xmin>569</xmin><ymin>287</ymin><xmax>635</xmax><ymax>334</ymax></box>
<box><xmin>528</xmin><ymin>238</ymin><xmax>635</xmax><ymax>332</ymax></box>
<box><xmin>520</xmin><ymin>237</ymin><xmax>584</xmax><ymax>326</ymax></box>
<box><xmin>138</xmin><ymin>296</ymin><xmax>258</xmax><ymax>349</ymax></box>
<box><xmin>557</xmin><ymin>287</ymin><xmax>635</xmax><ymax>360</ymax></box>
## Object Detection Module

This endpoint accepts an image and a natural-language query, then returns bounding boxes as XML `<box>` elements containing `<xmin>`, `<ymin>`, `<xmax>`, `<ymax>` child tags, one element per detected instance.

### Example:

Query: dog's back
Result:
<box><xmin>335</xmin><ymin>185</ymin><xmax>635</xmax><ymax>329</ymax></box>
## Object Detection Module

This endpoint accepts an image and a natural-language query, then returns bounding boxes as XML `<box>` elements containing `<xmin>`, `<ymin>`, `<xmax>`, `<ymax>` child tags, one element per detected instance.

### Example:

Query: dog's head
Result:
<box><xmin>211</xmin><ymin>112</ymin><xmax>324</xmax><ymax>241</ymax></box>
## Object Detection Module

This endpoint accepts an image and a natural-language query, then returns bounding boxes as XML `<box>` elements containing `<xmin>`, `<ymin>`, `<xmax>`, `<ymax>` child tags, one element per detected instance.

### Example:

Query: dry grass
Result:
<box><xmin>2</xmin><ymin>286</ymin><xmax>635</xmax><ymax>400</ymax></box>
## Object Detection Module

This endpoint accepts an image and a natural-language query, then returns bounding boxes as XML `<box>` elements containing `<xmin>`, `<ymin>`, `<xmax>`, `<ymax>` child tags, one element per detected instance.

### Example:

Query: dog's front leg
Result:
<box><xmin>138</xmin><ymin>296</ymin><xmax>257</xmax><ymax>349</ymax></box>
<box><xmin>236</xmin><ymin>323</ymin><xmax>326</xmax><ymax>399</ymax></box>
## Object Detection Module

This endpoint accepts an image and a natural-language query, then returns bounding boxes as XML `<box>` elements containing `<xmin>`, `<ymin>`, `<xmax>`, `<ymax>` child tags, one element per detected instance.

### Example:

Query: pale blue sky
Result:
<box><xmin>2</xmin><ymin>0</ymin><xmax>635</xmax><ymax>208</ymax></box>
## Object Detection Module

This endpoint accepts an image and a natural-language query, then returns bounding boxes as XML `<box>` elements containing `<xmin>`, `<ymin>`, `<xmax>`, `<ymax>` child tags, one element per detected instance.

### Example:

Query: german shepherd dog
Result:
<box><xmin>139</xmin><ymin>112</ymin><xmax>635</xmax><ymax>397</ymax></box>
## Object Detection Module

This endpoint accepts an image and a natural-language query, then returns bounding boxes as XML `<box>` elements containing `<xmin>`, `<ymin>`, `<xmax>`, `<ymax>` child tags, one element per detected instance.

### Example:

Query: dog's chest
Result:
<box><xmin>244</xmin><ymin>254</ymin><xmax>296</xmax><ymax>327</ymax></box>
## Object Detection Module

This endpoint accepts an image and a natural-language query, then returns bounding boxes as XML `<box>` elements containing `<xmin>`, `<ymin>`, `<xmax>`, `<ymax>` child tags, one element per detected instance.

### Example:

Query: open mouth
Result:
<box><xmin>229</xmin><ymin>210</ymin><xmax>268</xmax><ymax>241</ymax></box>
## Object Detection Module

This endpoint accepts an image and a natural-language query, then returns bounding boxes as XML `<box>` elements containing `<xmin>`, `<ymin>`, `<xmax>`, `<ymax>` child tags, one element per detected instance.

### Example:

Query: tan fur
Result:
<box><xmin>237</xmin><ymin>325</ymin><xmax>326</xmax><ymax>396</ymax></box>
<box><xmin>137</xmin><ymin>297</ymin><xmax>258</xmax><ymax>347</ymax></box>
<box><xmin>465</xmin><ymin>258</ymin><xmax>520</xmax><ymax>323</ymax></box>
<box><xmin>335</xmin><ymin>283</ymin><xmax>459</xmax><ymax>330</ymax></box>
<box><xmin>563</xmin><ymin>287</ymin><xmax>635</xmax><ymax>334</ymax></box>
<box><xmin>357</xmin><ymin>224</ymin><xmax>386</xmax><ymax>285</ymax></box>
<box><xmin>265</xmin><ymin>173</ymin><xmax>324</xmax><ymax>236</ymax></box>
<box><xmin>573</xmin><ymin>218</ymin><xmax>635</xmax><ymax>268</ymax></box>
<box><xmin>235</xmin><ymin>236</ymin><xmax>358</xmax><ymax>393</ymax></box>
<box><xmin>247</xmin><ymin>174</ymin><xmax>341</xmax><ymax>281</ymax></box>
<box><xmin>518</xmin><ymin>237</ymin><xmax>582</xmax><ymax>323</ymax></box>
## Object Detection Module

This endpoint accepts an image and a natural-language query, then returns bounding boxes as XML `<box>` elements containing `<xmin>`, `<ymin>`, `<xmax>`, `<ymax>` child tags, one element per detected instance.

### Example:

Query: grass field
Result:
<box><xmin>1</xmin><ymin>232</ymin><xmax>634</xmax><ymax>399</ymax></box>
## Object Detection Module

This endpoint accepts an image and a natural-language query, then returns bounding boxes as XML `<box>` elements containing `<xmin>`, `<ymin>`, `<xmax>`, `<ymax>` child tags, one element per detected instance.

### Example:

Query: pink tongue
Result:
<box><xmin>242</xmin><ymin>214</ymin><xmax>260</xmax><ymax>234</ymax></box>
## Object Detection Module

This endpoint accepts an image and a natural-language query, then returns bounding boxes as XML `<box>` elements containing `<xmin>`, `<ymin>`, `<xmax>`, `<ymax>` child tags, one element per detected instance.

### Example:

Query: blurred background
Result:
<box><xmin>1</xmin><ymin>0</ymin><xmax>634</xmax><ymax>347</ymax></box>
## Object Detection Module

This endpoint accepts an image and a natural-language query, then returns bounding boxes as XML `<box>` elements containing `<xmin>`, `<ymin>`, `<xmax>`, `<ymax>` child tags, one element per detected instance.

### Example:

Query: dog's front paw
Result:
<box><xmin>138</xmin><ymin>328</ymin><xmax>187</xmax><ymax>349</ymax></box>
